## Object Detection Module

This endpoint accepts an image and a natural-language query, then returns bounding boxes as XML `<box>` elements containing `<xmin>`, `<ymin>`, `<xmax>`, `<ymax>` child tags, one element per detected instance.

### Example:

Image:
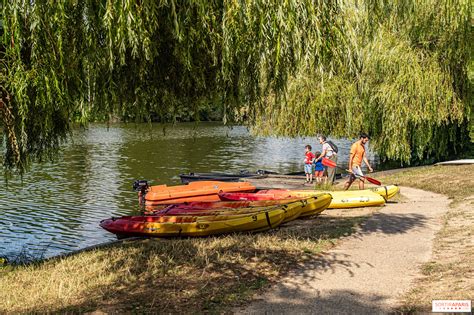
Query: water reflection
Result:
<box><xmin>0</xmin><ymin>122</ymin><xmax>377</xmax><ymax>260</ymax></box>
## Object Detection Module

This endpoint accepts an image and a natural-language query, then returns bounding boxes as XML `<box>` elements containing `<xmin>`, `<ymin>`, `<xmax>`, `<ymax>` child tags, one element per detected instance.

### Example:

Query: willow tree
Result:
<box><xmin>254</xmin><ymin>0</ymin><xmax>472</xmax><ymax>164</ymax></box>
<box><xmin>0</xmin><ymin>0</ymin><xmax>472</xmax><ymax>172</ymax></box>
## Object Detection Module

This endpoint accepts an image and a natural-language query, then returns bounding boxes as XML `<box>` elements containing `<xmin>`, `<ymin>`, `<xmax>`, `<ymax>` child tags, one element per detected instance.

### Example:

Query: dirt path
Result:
<box><xmin>236</xmin><ymin>187</ymin><xmax>450</xmax><ymax>314</ymax></box>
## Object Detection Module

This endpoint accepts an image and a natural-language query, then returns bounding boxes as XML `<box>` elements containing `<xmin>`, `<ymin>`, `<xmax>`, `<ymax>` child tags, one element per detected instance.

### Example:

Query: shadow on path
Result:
<box><xmin>240</xmin><ymin>289</ymin><xmax>391</xmax><ymax>314</ymax></box>
<box><xmin>358</xmin><ymin>212</ymin><xmax>428</xmax><ymax>235</ymax></box>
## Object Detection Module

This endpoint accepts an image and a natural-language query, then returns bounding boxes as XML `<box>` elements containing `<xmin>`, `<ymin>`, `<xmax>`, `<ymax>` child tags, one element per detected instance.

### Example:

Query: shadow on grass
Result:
<box><xmin>19</xmin><ymin>212</ymin><xmax>428</xmax><ymax>314</ymax></box>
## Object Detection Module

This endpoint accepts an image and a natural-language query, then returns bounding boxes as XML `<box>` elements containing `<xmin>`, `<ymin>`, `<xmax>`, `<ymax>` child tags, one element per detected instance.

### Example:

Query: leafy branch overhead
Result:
<box><xmin>0</xmin><ymin>0</ymin><xmax>472</xmax><ymax>171</ymax></box>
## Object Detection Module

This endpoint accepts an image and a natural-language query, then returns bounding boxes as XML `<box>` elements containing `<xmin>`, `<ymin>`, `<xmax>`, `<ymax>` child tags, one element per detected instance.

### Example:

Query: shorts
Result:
<box><xmin>349</xmin><ymin>166</ymin><xmax>364</xmax><ymax>181</ymax></box>
<box><xmin>314</xmin><ymin>170</ymin><xmax>324</xmax><ymax>177</ymax></box>
<box><xmin>304</xmin><ymin>164</ymin><xmax>313</xmax><ymax>174</ymax></box>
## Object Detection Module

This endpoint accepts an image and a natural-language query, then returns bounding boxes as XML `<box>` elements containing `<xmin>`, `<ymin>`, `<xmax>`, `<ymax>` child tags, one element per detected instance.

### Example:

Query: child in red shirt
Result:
<box><xmin>304</xmin><ymin>145</ymin><xmax>315</xmax><ymax>184</ymax></box>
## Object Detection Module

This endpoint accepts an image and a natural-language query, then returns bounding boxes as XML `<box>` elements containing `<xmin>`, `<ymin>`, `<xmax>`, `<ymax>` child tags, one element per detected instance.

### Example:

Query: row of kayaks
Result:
<box><xmin>100</xmin><ymin>196</ymin><xmax>332</xmax><ymax>238</ymax></box>
<box><xmin>100</xmin><ymin>181</ymin><xmax>400</xmax><ymax>238</ymax></box>
<box><xmin>140</xmin><ymin>180</ymin><xmax>398</xmax><ymax>208</ymax></box>
<box><xmin>218</xmin><ymin>186</ymin><xmax>399</xmax><ymax>208</ymax></box>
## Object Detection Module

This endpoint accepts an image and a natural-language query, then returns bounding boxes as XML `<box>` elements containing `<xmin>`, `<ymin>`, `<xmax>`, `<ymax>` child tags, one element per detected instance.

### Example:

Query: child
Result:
<box><xmin>304</xmin><ymin>145</ymin><xmax>315</xmax><ymax>184</ymax></box>
<box><xmin>313</xmin><ymin>151</ymin><xmax>325</xmax><ymax>184</ymax></box>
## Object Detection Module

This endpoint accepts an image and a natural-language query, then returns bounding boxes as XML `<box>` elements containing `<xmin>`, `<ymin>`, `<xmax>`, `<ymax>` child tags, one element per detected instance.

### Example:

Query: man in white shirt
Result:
<box><xmin>317</xmin><ymin>135</ymin><xmax>337</xmax><ymax>184</ymax></box>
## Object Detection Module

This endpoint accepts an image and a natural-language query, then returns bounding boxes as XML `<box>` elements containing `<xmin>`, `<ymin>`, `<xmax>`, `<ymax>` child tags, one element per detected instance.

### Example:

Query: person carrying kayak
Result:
<box><xmin>344</xmin><ymin>133</ymin><xmax>374</xmax><ymax>190</ymax></box>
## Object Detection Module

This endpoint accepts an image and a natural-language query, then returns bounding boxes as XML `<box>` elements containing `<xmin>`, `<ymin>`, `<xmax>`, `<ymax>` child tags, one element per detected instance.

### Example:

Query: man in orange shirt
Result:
<box><xmin>344</xmin><ymin>133</ymin><xmax>374</xmax><ymax>190</ymax></box>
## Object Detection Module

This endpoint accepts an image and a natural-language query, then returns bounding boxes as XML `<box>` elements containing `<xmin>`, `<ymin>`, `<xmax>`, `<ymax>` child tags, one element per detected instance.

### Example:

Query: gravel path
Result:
<box><xmin>236</xmin><ymin>187</ymin><xmax>450</xmax><ymax>314</ymax></box>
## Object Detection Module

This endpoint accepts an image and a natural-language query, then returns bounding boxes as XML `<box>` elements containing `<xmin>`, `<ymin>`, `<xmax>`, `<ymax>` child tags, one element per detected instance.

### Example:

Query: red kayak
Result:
<box><xmin>218</xmin><ymin>190</ymin><xmax>294</xmax><ymax>201</ymax></box>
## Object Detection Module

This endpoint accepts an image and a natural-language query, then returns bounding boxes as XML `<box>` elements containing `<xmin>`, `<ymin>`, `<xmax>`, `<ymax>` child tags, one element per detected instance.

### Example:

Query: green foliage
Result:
<box><xmin>0</xmin><ymin>0</ymin><xmax>472</xmax><ymax>172</ymax></box>
<box><xmin>254</xmin><ymin>0</ymin><xmax>472</xmax><ymax>164</ymax></box>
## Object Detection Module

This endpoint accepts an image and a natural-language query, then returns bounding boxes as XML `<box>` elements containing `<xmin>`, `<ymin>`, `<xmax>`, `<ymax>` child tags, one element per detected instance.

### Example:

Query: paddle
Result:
<box><xmin>321</xmin><ymin>157</ymin><xmax>382</xmax><ymax>186</ymax></box>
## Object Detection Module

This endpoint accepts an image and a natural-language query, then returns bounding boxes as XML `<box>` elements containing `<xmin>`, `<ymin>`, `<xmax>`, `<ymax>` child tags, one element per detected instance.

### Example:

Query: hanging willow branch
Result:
<box><xmin>254</xmin><ymin>0</ymin><xmax>471</xmax><ymax>164</ymax></box>
<box><xmin>0</xmin><ymin>87</ymin><xmax>20</xmax><ymax>167</ymax></box>
<box><xmin>0</xmin><ymin>0</ymin><xmax>472</xmax><ymax>172</ymax></box>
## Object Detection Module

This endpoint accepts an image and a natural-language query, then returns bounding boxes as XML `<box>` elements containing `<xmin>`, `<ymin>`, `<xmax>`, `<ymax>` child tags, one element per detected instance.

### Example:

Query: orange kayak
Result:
<box><xmin>143</xmin><ymin>181</ymin><xmax>256</xmax><ymax>206</ymax></box>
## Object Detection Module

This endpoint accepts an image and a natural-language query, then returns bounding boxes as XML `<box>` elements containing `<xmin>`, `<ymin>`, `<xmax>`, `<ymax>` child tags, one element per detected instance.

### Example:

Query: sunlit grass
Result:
<box><xmin>377</xmin><ymin>165</ymin><xmax>474</xmax><ymax>202</ymax></box>
<box><xmin>378</xmin><ymin>165</ymin><xmax>474</xmax><ymax>312</ymax></box>
<box><xmin>0</xmin><ymin>215</ymin><xmax>367</xmax><ymax>313</ymax></box>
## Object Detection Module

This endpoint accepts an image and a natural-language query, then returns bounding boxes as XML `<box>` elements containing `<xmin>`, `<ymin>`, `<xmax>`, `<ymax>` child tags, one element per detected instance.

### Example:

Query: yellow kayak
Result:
<box><xmin>297</xmin><ymin>193</ymin><xmax>332</xmax><ymax>218</ymax></box>
<box><xmin>100</xmin><ymin>195</ymin><xmax>333</xmax><ymax>238</ymax></box>
<box><xmin>217</xmin><ymin>186</ymin><xmax>397</xmax><ymax>210</ymax></box>
<box><xmin>100</xmin><ymin>207</ymin><xmax>286</xmax><ymax>237</ymax></box>
<box><xmin>369</xmin><ymin>185</ymin><xmax>400</xmax><ymax>200</ymax></box>
<box><xmin>264</xmin><ymin>187</ymin><xmax>394</xmax><ymax>209</ymax></box>
<box><xmin>286</xmin><ymin>190</ymin><xmax>385</xmax><ymax>209</ymax></box>
<box><xmin>278</xmin><ymin>193</ymin><xmax>332</xmax><ymax>222</ymax></box>
<box><xmin>164</xmin><ymin>196</ymin><xmax>331</xmax><ymax>222</ymax></box>
<box><xmin>326</xmin><ymin>190</ymin><xmax>386</xmax><ymax>209</ymax></box>
<box><xmin>160</xmin><ymin>208</ymin><xmax>286</xmax><ymax>236</ymax></box>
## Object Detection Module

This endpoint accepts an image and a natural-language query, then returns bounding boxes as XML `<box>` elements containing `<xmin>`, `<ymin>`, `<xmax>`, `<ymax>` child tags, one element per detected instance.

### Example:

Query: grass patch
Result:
<box><xmin>0</xmin><ymin>214</ymin><xmax>369</xmax><ymax>313</ymax></box>
<box><xmin>377</xmin><ymin>165</ymin><xmax>474</xmax><ymax>202</ymax></box>
<box><xmin>377</xmin><ymin>165</ymin><xmax>474</xmax><ymax>313</ymax></box>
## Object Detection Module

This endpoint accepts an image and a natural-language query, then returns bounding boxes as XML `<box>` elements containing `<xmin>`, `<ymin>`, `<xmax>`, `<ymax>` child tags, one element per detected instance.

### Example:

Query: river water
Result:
<box><xmin>0</xmin><ymin>122</ymin><xmax>377</xmax><ymax>261</ymax></box>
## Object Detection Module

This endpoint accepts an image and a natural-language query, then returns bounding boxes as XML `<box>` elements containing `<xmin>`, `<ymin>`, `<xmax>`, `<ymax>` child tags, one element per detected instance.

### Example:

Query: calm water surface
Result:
<box><xmin>0</xmin><ymin>123</ymin><xmax>377</xmax><ymax>260</ymax></box>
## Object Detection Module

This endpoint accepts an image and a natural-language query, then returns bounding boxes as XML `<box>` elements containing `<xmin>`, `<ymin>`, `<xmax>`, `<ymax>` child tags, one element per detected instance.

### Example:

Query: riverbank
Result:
<box><xmin>0</xmin><ymin>123</ymin><xmax>364</xmax><ymax>261</ymax></box>
<box><xmin>0</xmin><ymin>165</ymin><xmax>472</xmax><ymax>313</ymax></box>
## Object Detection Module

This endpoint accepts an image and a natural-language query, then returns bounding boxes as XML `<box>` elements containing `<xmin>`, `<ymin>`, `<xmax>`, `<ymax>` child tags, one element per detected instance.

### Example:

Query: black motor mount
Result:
<box><xmin>133</xmin><ymin>180</ymin><xmax>149</xmax><ymax>193</ymax></box>
<box><xmin>133</xmin><ymin>180</ymin><xmax>149</xmax><ymax>206</ymax></box>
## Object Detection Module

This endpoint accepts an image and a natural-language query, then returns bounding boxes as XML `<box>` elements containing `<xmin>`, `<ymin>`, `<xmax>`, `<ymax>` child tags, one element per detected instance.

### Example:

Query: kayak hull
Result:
<box><xmin>327</xmin><ymin>191</ymin><xmax>385</xmax><ymax>209</ymax></box>
<box><xmin>179</xmin><ymin>171</ymin><xmax>312</xmax><ymax>184</ymax></box>
<box><xmin>100</xmin><ymin>196</ymin><xmax>331</xmax><ymax>238</ymax></box>
<box><xmin>369</xmin><ymin>185</ymin><xmax>400</xmax><ymax>200</ymax></box>
<box><xmin>100</xmin><ymin>208</ymin><xmax>286</xmax><ymax>237</ymax></box>
<box><xmin>155</xmin><ymin>194</ymin><xmax>332</xmax><ymax>220</ymax></box>
<box><xmin>144</xmin><ymin>181</ymin><xmax>256</xmax><ymax>205</ymax></box>
<box><xmin>219</xmin><ymin>186</ymin><xmax>398</xmax><ymax>209</ymax></box>
<box><xmin>268</xmin><ymin>189</ymin><xmax>386</xmax><ymax>209</ymax></box>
